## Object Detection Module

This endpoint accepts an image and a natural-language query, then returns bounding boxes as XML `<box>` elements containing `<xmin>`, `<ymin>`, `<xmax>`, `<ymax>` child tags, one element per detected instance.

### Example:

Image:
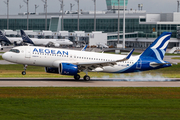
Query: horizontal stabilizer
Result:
<box><xmin>150</xmin><ymin>62</ymin><xmax>176</xmax><ymax>68</ymax></box>
<box><xmin>150</xmin><ymin>63</ymin><xmax>172</xmax><ymax>66</ymax></box>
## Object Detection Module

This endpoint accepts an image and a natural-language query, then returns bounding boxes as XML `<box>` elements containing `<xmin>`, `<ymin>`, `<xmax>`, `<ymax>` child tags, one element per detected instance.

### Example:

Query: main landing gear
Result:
<box><xmin>74</xmin><ymin>74</ymin><xmax>80</xmax><ymax>80</ymax></box>
<box><xmin>22</xmin><ymin>65</ymin><xmax>28</xmax><ymax>75</ymax></box>
<box><xmin>74</xmin><ymin>70</ymin><xmax>91</xmax><ymax>81</ymax></box>
<box><xmin>83</xmin><ymin>75</ymin><xmax>90</xmax><ymax>81</ymax></box>
<box><xmin>74</xmin><ymin>74</ymin><xmax>91</xmax><ymax>81</ymax></box>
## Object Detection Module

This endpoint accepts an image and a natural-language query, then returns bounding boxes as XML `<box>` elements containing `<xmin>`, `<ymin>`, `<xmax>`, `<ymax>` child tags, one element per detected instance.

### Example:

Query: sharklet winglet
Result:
<box><xmin>126</xmin><ymin>49</ymin><xmax>135</xmax><ymax>60</ymax></box>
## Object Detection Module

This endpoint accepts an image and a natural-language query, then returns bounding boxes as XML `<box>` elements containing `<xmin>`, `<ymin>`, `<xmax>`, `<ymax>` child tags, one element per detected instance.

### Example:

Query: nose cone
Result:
<box><xmin>70</xmin><ymin>41</ymin><xmax>73</xmax><ymax>45</ymax></box>
<box><xmin>2</xmin><ymin>53</ymin><xmax>8</xmax><ymax>60</ymax></box>
<box><xmin>2</xmin><ymin>52</ymin><xmax>12</xmax><ymax>62</ymax></box>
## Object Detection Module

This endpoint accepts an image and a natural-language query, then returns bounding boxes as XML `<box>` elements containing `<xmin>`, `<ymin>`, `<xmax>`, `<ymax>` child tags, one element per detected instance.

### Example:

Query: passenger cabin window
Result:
<box><xmin>9</xmin><ymin>49</ymin><xmax>20</xmax><ymax>53</ymax></box>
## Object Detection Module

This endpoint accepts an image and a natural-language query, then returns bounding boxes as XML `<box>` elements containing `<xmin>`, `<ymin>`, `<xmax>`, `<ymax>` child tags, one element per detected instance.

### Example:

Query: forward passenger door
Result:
<box><xmin>25</xmin><ymin>48</ymin><xmax>31</xmax><ymax>58</ymax></box>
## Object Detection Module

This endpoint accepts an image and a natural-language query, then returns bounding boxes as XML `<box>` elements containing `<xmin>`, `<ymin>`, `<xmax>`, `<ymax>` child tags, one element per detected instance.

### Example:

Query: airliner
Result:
<box><xmin>2</xmin><ymin>32</ymin><xmax>173</xmax><ymax>81</ymax></box>
<box><xmin>0</xmin><ymin>31</ymin><xmax>23</xmax><ymax>45</ymax></box>
<box><xmin>20</xmin><ymin>30</ymin><xmax>73</xmax><ymax>47</ymax></box>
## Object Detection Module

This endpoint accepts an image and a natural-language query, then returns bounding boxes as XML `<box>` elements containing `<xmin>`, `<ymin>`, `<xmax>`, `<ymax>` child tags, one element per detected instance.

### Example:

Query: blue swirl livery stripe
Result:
<box><xmin>151</xmin><ymin>49</ymin><xmax>165</xmax><ymax>63</ymax></box>
<box><xmin>151</xmin><ymin>35</ymin><xmax>170</xmax><ymax>49</ymax></box>
<box><xmin>141</xmin><ymin>32</ymin><xmax>171</xmax><ymax>60</ymax></box>
<box><xmin>114</xmin><ymin>61</ymin><xmax>139</xmax><ymax>73</ymax></box>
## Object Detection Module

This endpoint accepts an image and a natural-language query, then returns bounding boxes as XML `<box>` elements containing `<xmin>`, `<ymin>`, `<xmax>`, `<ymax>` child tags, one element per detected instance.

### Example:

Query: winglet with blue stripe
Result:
<box><xmin>116</xmin><ymin>49</ymin><xmax>134</xmax><ymax>62</ymax></box>
<box><xmin>126</xmin><ymin>49</ymin><xmax>135</xmax><ymax>59</ymax></box>
<box><xmin>81</xmin><ymin>45</ymin><xmax>87</xmax><ymax>51</ymax></box>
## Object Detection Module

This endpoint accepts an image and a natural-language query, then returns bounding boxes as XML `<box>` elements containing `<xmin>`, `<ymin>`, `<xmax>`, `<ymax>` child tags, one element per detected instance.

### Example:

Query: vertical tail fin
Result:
<box><xmin>140</xmin><ymin>32</ymin><xmax>172</xmax><ymax>61</ymax></box>
<box><xmin>20</xmin><ymin>30</ymin><xmax>34</xmax><ymax>44</ymax></box>
<box><xmin>0</xmin><ymin>31</ymin><xmax>11</xmax><ymax>44</ymax></box>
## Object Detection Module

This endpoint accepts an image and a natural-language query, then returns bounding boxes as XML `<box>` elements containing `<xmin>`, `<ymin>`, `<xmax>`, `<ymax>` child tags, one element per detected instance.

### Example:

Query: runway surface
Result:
<box><xmin>0</xmin><ymin>78</ymin><xmax>180</xmax><ymax>87</ymax></box>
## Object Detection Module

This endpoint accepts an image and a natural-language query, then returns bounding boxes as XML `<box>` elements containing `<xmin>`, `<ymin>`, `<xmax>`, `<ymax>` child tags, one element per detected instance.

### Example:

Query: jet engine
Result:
<box><xmin>14</xmin><ymin>41</ymin><xmax>22</xmax><ymax>46</ymax></box>
<box><xmin>16</xmin><ymin>41</ymin><xmax>22</xmax><ymax>44</ymax></box>
<box><xmin>54</xmin><ymin>43</ymin><xmax>60</xmax><ymax>47</ymax></box>
<box><xmin>60</xmin><ymin>63</ymin><xmax>78</xmax><ymax>75</ymax></box>
<box><xmin>45</xmin><ymin>67</ymin><xmax>59</xmax><ymax>74</ymax></box>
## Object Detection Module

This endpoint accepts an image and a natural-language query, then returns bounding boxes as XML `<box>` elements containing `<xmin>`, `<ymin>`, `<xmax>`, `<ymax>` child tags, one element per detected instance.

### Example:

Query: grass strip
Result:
<box><xmin>171</xmin><ymin>57</ymin><xmax>180</xmax><ymax>60</ymax></box>
<box><xmin>0</xmin><ymin>87</ymin><xmax>180</xmax><ymax>120</ymax></box>
<box><xmin>0</xmin><ymin>56</ymin><xmax>3</xmax><ymax>60</ymax></box>
<box><xmin>165</xmin><ymin>53</ymin><xmax>180</xmax><ymax>56</ymax></box>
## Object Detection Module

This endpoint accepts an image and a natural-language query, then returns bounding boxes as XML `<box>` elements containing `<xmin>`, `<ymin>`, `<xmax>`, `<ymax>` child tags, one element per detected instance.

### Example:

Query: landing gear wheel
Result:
<box><xmin>83</xmin><ymin>75</ymin><xmax>90</xmax><ymax>81</ymax></box>
<box><xmin>22</xmin><ymin>71</ymin><xmax>26</xmax><ymax>75</ymax></box>
<box><xmin>22</xmin><ymin>65</ymin><xmax>28</xmax><ymax>75</ymax></box>
<box><xmin>74</xmin><ymin>74</ymin><xmax>80</xmax><ymax>81</ymax></box>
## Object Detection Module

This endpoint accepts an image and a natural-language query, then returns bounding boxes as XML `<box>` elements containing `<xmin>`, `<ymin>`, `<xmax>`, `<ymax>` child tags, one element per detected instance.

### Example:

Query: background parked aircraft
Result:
<box><xmin>0</xmin><ymin>31</ymin><xmax>23</xmax><ymax>46</ymax></box>
<box><xmin>20</xmin><ymin>30</ymin><xmax>73</xmax><ymax>47</ymax></box>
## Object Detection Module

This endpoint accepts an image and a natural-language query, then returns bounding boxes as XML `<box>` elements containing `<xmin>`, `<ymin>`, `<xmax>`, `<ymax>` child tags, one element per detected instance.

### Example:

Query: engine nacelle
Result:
<box><xmin>45</xmin><ymin>67</ymin><xmax>59</xmax><ymax>74</ymax></box>
<box><xmin>16</xmin><ymin>41</ymin><xmax>22</xmax><ymax>44</ymax></box>
<box><xmin>54</xmin><ymin>43</ymin><xmax>60</xmax><ymax>47</ymax></box>
<box><xmin>60</xmin><ymin>63</ymin><xmax>78</xmax><ymax>75</ymax></box>
<box><xmin>14</xmin><ymin>41</ymin><xmax>22</xmax><ymax>46</ymax></box>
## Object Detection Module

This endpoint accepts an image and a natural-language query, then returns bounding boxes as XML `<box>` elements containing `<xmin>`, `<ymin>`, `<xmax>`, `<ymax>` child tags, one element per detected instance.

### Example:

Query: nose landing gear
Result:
<box><xmin>22</xmin><ymin>65</ymin><xmax>28</xmax><ymax>75</ymax></box>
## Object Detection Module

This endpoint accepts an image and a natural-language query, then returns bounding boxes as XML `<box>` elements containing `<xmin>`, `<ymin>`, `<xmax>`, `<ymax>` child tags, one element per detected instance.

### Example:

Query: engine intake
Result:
<box><xmin>60</xmin><ymin>63</ymin><xmax>78</xmax><ymax>75</ymax></box>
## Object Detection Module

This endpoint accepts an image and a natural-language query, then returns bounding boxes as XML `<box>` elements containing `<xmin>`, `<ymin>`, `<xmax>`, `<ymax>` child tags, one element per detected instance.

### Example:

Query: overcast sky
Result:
<box><xmin>0</xmin><ymin>0</ymin><xmax>178</xmax><ymax>15</ymax></box>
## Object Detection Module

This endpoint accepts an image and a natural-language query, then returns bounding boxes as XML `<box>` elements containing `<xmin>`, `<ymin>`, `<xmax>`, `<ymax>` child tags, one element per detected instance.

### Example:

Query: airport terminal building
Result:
<box><xmin>0</xmin><ymin>0</ymin><xmax>180</xmax><ymax>48</ymax></box>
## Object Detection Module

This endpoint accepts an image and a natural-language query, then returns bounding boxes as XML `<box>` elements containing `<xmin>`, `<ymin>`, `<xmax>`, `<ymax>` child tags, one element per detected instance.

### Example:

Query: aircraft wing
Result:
<box><xmin>75</xmin><ymin>49</ymin><xmax>134</xmax><ymax>71</ymax></box>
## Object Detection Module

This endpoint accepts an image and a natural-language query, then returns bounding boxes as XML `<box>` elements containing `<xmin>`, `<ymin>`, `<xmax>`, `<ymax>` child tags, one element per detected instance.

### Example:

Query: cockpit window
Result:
<box><xmin>9</xmin><ymin>49</ymin><xmax>20</xmax><ymax>53</ymax></box>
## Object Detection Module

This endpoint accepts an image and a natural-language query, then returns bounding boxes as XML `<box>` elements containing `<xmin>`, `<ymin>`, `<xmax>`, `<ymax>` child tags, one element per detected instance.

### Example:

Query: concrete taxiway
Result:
<box><xmin>0</xmin><ymin>78</ymin><xmax>180</xmax><ymax>87</ymax></box>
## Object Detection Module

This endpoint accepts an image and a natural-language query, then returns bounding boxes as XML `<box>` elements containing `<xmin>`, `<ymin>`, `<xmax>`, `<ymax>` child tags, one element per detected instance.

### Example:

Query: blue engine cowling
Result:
<box><xmin>60</xmin><ymin>63</ymin><xmax>78</xmax><ymax>75</ymax></box>
<box><xmin>45</xmin><ymin>67</ymin><xmax>59</xmax><ymax>74</ymax></box>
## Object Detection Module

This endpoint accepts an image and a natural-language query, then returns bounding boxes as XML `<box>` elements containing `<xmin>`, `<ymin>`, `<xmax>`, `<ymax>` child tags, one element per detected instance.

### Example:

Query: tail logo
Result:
<box><xmin>151</xmin><ymin>35</ymin><xmax>171</xmax><ymax>49</ymax></box>
<box><xmin>141</xmin><ymin>32</ymin><xmax>172</xmax><ymax>62</ymax></box>
<box><xmin>151</xmin><ymin>34</ymin><xmax>171</xmax><ymax>62</ymax></box>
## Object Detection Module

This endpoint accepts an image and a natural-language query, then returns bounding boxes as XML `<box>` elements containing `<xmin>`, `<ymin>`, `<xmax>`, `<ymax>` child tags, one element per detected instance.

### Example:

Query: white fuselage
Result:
<box><xmin>7</xmin><ymin>37</ymin><xmax>23</xmax><ymax>44</ymax></box>
<box><xmin>2</xmin><ymin>46</ymin><xmax>140</xmax><ymax>73</ymax></box>
<box><xmin>30</xmin><ymin>38</ymin><xmax>73</xmax><ymax>46</ymax></box>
